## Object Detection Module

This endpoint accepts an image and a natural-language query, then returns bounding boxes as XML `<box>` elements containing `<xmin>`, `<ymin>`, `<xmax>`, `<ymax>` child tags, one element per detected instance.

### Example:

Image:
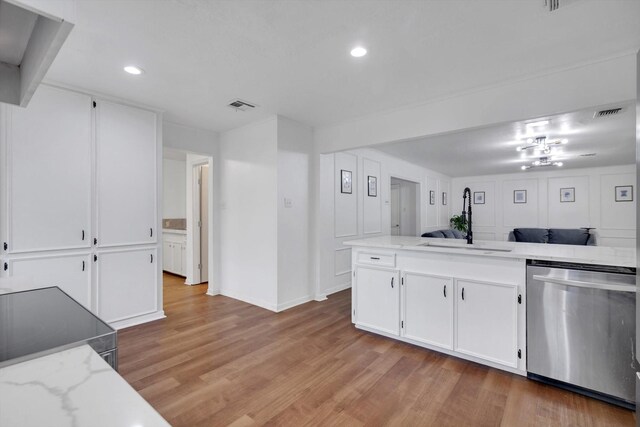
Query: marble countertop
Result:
<box><xmin>0</xmin><ymin>345</ymin><xmax>170</xmax><ymax>427</ymax></box>
<box><xmin>344</xmin><ymin>236</ymin><xmax>636</xmax><ymax>268</ymax></box>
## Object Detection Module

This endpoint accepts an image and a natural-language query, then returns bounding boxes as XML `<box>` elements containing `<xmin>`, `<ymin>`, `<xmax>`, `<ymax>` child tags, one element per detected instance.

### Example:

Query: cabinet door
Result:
<box><xmin>96</xmin><ymin>100</ymin><xmax>157</xmax><ymax>247</ymax></box>
<box><xmin>8</xmin><ymin>85</ymin><xmax>91</xmax><ymax>252</ymax></box>
<box><xmin>97</xmin><ymin>249</ymin><xmax>157</xmax><ymax>323</ymax></box>
<box><xmin>180</xmin><ymin>243</ymin><xmax>186</xmax><ymax>277</ymax></box>
<box><xmin>8</xmin><ymin>254</ymin><xmax>91</xmax><ymax>309</ymax></box>
<box><xmin>402</xmin><ymin>273</ymin><xmax>453</xmax><ymax>349</ymax></box>
<box><xmin>455</xmin><ymin>279</ymin><xmax>518</xmax><ymax>367</ymax></box>
<box><xmin>355</xmin><ymin>266</ymin><xmax>400</xmax><ymax>335</ymax></box>
<box><xmin>162</xmin><ymin>239</ymin><xmax>173</xmax><ymax>272</ymax></box>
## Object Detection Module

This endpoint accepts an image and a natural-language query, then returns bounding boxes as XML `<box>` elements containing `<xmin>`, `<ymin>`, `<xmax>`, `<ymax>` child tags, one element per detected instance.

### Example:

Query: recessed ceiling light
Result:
<box><xmin>350</xmin><ymin>47</ymin><xmax>367</xmax><ymax>58</ymax></box>
<box><xmin>124</xmin><ymin>65</ymin><xmax>144</xmax><ymax>75</ymax></box>
<box><xmin>526</xmin><ymin>120</ymin><xmax>550</xmax><ymax>128</ymax></box>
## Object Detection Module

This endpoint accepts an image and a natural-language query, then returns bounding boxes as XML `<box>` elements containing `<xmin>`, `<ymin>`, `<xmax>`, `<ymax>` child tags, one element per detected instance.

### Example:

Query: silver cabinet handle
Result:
<box><xmin>532</xmin><ymin>274</ymin><xmax>635</xmax><ymax>293</ymax></box>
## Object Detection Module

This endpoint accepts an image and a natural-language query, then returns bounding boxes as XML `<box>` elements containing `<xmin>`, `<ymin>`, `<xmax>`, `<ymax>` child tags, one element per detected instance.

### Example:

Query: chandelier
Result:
<box><xmin>516</xmin><ymin>136</ymin><xmax>567</xmax><ymax>155</ymax></box>
<box><xmin>521</xmin><ymin>156</ymin><xmax>563</xmax><ymax>170</ymax></box>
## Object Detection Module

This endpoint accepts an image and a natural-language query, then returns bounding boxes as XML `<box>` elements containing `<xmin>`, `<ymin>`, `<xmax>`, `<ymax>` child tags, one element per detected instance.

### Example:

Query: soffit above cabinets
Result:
<box><xmin>0</xmin><ymin>0</ymin><xmax>75</xmax><ymax>108</ymax></box>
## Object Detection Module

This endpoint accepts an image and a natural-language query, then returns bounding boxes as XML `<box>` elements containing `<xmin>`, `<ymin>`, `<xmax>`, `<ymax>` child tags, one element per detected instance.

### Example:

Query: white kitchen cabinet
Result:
<box><xmin>6</xmin><ymin>85</ymin><xmax>91</xmax><ymax>253</ymax></box>
<box><xmin>162</xmin><ymin>232</ymin><xmax>186</xmax><ymax>276</ymax></box>
<box><xmin>97</xmin><ymin>249</ymin><xmax>157</xmax><ymax>323</ymax></box>
<box><xmin>455</xmin><ymin>279</ymin><xmax>518</xmax><ymax>368</ymax></box>
<box><xmin>7</xmin><ymin>254</ymin><xmax>92</xmax><ymax>309</ymax></box>
<box><xmin>355</xmin><ymin>265</ymin><xmax>400</xmax><ymax>336</ymax></box>
<box><xmin>402</xmin><ymin>272</ymin><xmax>453</xmax><ymax>349</ymax></box>
<box><xmin>96</xmin><ymin>100</ymin><xmax>157</xmax><ymax>248</ymax></box>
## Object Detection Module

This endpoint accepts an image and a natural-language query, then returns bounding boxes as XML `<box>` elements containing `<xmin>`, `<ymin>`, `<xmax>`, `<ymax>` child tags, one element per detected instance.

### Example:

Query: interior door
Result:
<box><xmin>96</xmin><ymin>100</ymin><xmax>157</xmax><ymax>247</ymax></box>
<box><xmin>390</xmin><ymin>184</ymin><xmax>401</xmax><ymax>235</ymax></box>
<box><xmin>200</xmin><ymin>164</ymin><xmax>209</xmax><ymax>282</ymax></box>
<box><xmin>8</xmin><ymin>85</ymin><xmax>91</xmax><ymax>253</ymax></box>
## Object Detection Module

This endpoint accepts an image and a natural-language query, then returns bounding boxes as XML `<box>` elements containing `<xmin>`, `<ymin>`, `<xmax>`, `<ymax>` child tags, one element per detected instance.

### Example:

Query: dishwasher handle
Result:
<box><xmin>532</xmin><ymin>274</ymin><xmax>635</xmax><ymax>293</ymax></box>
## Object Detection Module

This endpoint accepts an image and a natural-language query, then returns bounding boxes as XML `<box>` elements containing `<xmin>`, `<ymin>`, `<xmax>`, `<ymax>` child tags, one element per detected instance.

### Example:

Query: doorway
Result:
<box><xmin>161</xmin><ymin>148</ymin><xmax>214</xmax><ymax>291</ymax></box>
<box><xmin>390</xmin><ymin>177</ymin><xmax>420</xmax><ymax>236</ymax></box>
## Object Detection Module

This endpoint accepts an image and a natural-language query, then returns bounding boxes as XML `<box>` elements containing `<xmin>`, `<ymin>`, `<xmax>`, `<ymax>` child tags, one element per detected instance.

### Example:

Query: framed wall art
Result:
<box><xmin>367</xmin><ymin>176</ymin><xmax>377</xmax><ymax>197</ymax></box>
<box><xmin>615</xmin><ymin>185</ymin><xmax>633</xmax><ymax>202</ymax></box>
<box><xmin>560</xmin><ymin>187</ymin><xmax>575</xmax><ymax>203</ymax></box>
<box><xmin>473</xmin><ymin>191</ymin><xmax>485</xmax><ymax>205</ymax></box>
<box><xmin>341</xmin><ymin>170</ymin><xmax>352</xmax><ymax>194</ymax></box>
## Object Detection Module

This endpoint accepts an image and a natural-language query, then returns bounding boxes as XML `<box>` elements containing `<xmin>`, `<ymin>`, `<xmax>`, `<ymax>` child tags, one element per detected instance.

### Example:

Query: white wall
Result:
<box><xmin>314</xmin><ymin>53</ymin><xmax>636</xmax><ymax>153</ymax></box>
<box><xmin>219</xmin><ymin>117</ymin><xmax>279</xmax><ymax>310</ymax></box>
<box><xmin>451</xmin><ymin>164</ymin><xmax>636</xmax><ymax>247</ymax></box>
<box><xmin>317</xmin><ymin>148</ymin><xmax>451</xmax><ymax>299</ymax></box>
<box><xmin>162</xmin><ymin>158</ymin><xmax>186</xmax><ymax>218</ymax></box>
<box><xmin>277</xmin><ymin>116</ymin><xmax>313</xmax><ymax>310</ymax></box>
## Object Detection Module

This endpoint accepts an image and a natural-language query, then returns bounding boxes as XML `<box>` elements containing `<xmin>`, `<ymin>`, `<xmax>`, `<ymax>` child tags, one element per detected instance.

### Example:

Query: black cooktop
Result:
<box><xmin>0</xmin><ymin>287</ymin><xmax>116</xmax><ymax>368</ymax></box>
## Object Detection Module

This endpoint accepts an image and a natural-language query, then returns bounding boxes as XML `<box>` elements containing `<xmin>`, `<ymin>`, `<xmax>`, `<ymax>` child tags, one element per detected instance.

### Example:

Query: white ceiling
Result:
<box><xmin>375</xmin><ymin>102</ymin><xmax>636</xmax><ymax>177</ymax></box>
<box><xmin>44</xmin><ymin>0</ymin><xmax>640</xmax><ymax>132</ymax></box>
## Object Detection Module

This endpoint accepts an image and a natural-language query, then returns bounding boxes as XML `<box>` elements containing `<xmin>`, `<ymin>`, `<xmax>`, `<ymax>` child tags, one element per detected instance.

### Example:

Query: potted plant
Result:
<box><xmin>450</xmin><ymin>214</ymin><xmax>467</xmax><ymax>233</ymax></box>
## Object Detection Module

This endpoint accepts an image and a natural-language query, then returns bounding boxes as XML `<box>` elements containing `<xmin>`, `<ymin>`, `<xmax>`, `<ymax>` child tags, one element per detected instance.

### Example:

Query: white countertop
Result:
<box><xmin>163</xmin><ymin>228</ymin><xmax>186</xmax><ymax>235</ymax></box>
<box><xmin>0</xmin><ymin>345</ymin><xmax>170</xmax><ymax>427</ymax></box>
<box><xmin>344</xmin><ymin>236</ymin><xmax>636</xmax><ymax>268</ymax></box>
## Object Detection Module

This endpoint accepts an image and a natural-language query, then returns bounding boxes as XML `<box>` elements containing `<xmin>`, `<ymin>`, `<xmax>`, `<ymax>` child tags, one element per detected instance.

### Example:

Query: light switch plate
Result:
<box><xmin>284</xmin><ymin>198</ymin><xmax>293</xmax><ymax>208</ymax></box>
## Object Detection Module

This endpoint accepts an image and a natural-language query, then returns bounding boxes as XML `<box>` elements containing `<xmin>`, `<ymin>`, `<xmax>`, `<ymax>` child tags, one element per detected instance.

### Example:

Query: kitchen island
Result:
<box><xmin>0</xmin><ymin>345</ymin><xmax>170</xmax><ymax>427</ymax></box>
<box><xmin>344</xmin><ymin>236</ymin><xmax>635</xmax><ymax>375</ymax></box>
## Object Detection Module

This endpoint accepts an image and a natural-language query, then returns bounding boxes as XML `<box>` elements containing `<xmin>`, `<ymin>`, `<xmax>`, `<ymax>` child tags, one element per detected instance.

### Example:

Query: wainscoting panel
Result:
<box><xmin>363</xmin><ymin>158</ymin><xmax>382</xmax><ymax>234</ymax></box>
<box><xmin>334</xmin><ymin>152</ymin><xmax>358</xmax><ymax>238</ymax></box>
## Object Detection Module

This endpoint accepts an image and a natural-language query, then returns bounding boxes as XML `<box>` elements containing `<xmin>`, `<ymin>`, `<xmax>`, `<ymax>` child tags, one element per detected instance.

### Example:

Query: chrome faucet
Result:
<box><xmin>462</xmin><ymin>187</ymin><xmax>473</xmax><ymax>244</ymax></box>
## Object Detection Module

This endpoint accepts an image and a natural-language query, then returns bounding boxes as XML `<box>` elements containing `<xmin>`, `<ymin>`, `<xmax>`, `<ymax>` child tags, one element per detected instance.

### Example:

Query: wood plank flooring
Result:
<box><xmin>118</xmin><ymin>273</ymin><xmax>635</xmax><ymax>426</ymax></box>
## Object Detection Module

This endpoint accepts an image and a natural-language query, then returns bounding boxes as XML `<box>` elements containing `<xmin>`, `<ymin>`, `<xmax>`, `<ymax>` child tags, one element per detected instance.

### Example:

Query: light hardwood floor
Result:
<box><xmin>118</xmin><ymin>273</ymin><xmax>635</xmax><ymax>426</ymax></box>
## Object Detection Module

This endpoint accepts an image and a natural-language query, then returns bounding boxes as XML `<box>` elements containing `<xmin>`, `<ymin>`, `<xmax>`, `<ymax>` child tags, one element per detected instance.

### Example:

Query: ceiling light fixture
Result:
<box><xmin>521</xmin><ymin>156</ymin><xmax>563</xmax><ymax>170</ymax></box>
<box><xmin>516</xmin><ymin>136</ymin><xmax>567</xmax><ymax>154</ymax></box>
<box><xmin>350</xmin><ymin>47</ymin><xmax>367</xmax><ymax>58</ymax></box>
<box><xmin>124</xmin><ymin>65</ymin><xmax>144</xmax><ymax>75</ymax></box>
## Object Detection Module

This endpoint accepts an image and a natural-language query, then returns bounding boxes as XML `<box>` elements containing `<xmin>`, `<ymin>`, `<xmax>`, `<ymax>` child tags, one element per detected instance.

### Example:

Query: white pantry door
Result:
<box><xmin>8</xmin><ymin>85</ymin><xmax>91</xmax><ymax>252</ymax></box>
<box><xmin>96</xmin><ymin>100</ymin><xmax>157</xmax><ymax>247</ymax></box>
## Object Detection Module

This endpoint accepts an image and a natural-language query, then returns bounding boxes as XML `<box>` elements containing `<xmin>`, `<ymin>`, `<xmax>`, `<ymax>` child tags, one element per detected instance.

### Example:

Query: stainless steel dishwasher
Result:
<box><xmin>526</xmin><ymin>260</ymin><xmax>637</xmax><ymax>408</ymax></box>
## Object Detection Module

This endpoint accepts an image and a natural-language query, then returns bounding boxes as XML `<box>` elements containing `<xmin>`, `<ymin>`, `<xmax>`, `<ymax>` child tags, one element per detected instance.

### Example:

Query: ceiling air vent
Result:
<box><xmin>594</xmin><ymin>107</ymin><xmax>623</xmax><ymax>118</ymax></box>
<box><xmin>545</xmin><ymin>0</ymin><xmax>560</xmax><ymax>12</ymax></box>
<box><xmin>227</xmin><ymin>99</ymin><xmax>257</xmax><ymax>112</ymax></box>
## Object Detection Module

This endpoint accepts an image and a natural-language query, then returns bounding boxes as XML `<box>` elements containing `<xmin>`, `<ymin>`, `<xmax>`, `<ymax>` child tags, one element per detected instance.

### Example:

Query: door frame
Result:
<box><xmin>189</xmin><ymin>158</ymin><xmax>209</xmax><ymax>284</ymax></box>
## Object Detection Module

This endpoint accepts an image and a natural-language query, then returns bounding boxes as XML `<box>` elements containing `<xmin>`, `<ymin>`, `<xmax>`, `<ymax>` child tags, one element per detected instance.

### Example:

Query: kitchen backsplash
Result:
<box><xmin>163</xmin><ymin>218</ymin><xmax>186</xmax><ymax>230</ymax></box>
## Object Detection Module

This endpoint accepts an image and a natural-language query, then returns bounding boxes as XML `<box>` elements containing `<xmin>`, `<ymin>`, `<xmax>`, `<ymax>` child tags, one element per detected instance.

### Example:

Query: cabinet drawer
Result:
<box><xmin>357</xmin><ymin>252</ymin><xmax>395</xmax><ymax>267</ymax></box>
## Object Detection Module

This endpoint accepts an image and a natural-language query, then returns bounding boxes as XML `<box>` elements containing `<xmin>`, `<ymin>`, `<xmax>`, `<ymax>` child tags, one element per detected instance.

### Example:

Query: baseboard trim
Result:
<box><xmin>318</xmin><ymin>282</ymin><xmax>351</xmax><ymax>300</ymax></box>
<box><xmin>110</xmin><ymin>310</ymin><xmax>166</xmax><ymax>330</ymax></box>
<box><xmin>276</xmin><ymin>295</ymin><xmax>313</xmax><ymax>312</ymax></box>
<box><xmin>219</xmin><ymin>289</ymin><xmax>277</xmax><ymax>312</ymax></box>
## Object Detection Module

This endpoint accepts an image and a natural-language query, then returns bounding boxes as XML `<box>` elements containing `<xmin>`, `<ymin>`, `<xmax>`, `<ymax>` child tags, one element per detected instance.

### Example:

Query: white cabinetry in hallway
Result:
<box><xmin>0</xmin><ymin>84</ymin><xmax>163</xmax><ymax>328</ymax></box>
<box><xmin>7</xmin><ymin>254</ymin><xmax>92</xmax><ymax>309</ymax></box>
<box><xmin>96</xmin><ymin>101</ymin><xmax>157</xmax><ymax>247</ymax></box>
<box><xmin>97</xmin><ymin>248</ymin><xmax>158</xmax><ymax>323</ymax></box>
<box><xmin>6</xmin><ymin>86</ymin><xmax>92</xmax><ymax>253</ymax></box>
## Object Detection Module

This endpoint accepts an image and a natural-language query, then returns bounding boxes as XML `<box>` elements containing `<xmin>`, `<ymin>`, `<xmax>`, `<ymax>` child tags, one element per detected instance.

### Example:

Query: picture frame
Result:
<box><xmin>560</xmin><ymin>187</ymin><xmax>575</xmax><ymax>203</ymax></box>
<box><xmin>513</xmin><ymin>190</ymin><xmax>527</xmax><ymax>204</ymax></box>
<box><xmin>473</xmin><ymin>191</ymin><xmax>485</xmax><ymax>205</ymax></box>
<box><xmin>442</xmin><ymin>192</ymin><xmax>447</xmax><ymax>206</ymax></box>
<box><xmin>367</xmin><ymin>175</ymin><xmax>377</xmax><ymax>197</ymax></box>
<box><xmin>429</xmin><ymin>190</ymin><xmax>435</xmax><ymax>205</ymax></box>
<box><xmin>340</xmin><ymin>170</ymin><xmax>352</xmax><ymax>194</ymax></box>
<box><xmin>615</xmin><ymin>185</ymin><xmax>633</xmax><ymax>202</ymax></box>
